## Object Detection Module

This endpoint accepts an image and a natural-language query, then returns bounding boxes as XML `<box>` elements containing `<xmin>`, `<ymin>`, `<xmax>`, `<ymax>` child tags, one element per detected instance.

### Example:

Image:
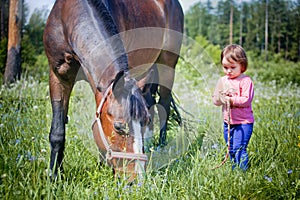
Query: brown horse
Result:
<box><xmin>43</xmin><ymin>0</ymin><xmax>183</xmax><ymax>180</ymax></box>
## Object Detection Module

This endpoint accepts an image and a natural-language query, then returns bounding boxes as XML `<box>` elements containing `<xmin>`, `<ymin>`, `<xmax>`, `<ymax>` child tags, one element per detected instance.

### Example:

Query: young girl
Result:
<box><xmin>212</xmin><ymin>44</ymin><xmax>254</xmax><ymax>171</ymax></box>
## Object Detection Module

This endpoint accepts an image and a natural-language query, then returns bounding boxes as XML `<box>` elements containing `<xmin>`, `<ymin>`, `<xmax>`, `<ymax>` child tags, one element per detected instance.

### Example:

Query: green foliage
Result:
<box><xmin>247</xmin><ymin>54</ymin><xmax>300</xmax><ymax>86</ymax></box>
<box><xmin>19</xmin><ymin>7</ymin><xmax>49</xmax><ymax>80</ymax></box>
<box><xmin>24</xmin><ymin>8</ymin><xmax>48</xmax><ymax>55</ymax></box>
<box><xmin>182</xmin><ymin>35</ymin><xmax>221</xmax><ymax>66</ymax></box>
<box><xmin>22</xmin><ymin>53</ymin><xmax>49</xmax><ymax>82</ymax></box>
<box><xmin>184</xmin><ymin>2</ymin><xmax>214</xmax><ymax>40</ymax></box>
<box><xmin>181</xmin><ymin>35</ymin><xmax>299</xmax><ymax>88</ymax></box>
<box><xmin>21</xmin><ymin>35</ymin><xmax>37</xmax><ymax>68</ymax></box>
<box><xmin>184</xmin><ymin>0</ymin><xmax>300</xmax><ymax>62</ymax></box>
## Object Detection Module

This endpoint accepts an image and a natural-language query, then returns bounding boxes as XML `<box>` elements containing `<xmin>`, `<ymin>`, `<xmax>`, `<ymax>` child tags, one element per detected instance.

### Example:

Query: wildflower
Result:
<box><xmin>41</xmin><ymin>149</ymin><xmax>47</xmax><ymax>153</ymax></box>
<box><xmin>288</xmin><ymin>169</ymin><xmax>293</xmax><ymax>174</ymax></box>
<box><xmin>16</xmin><ymin>154</ymin><xmax>21</xmax><ymax>162</ymax></box>
<box><xmin>15</xmin><ymin>139</ymin><xmax>21</xmax><ymax>145</ymax></box>
<box><xmin>123</xmin><ymin>184</ymin><xmax>131</xmax><ymax>191</ymax></box>
<box><xmin>264</xmin><ymin>175</ymin><xmax>272</xmax><ymax>182</ymax></box>
<box><xmin>28</xmin><ymin>156</ymin><xmax>37</xmax><ymax>162</ymax></box>
<box><xmin>137</xmin><ymin>182</ymin><xmax>143</xmax><ymax>187</ymax></box>
<box><xmin>1</xmin><ymin>174</ymin><xmax>7</xmax><ymax>178</ymax></box>
<box><xmin>26</xmin><ymin>151</ymin><xmax>36</xmax><ymax>161</ymax></box>
<box><xmin>212</xmin><ymin>143</ymin><xmax>219</xmax><ymax>149</ymax></box>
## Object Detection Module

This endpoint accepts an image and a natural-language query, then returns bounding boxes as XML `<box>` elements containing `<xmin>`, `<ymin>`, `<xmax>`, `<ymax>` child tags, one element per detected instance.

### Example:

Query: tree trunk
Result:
<box><xmin>229</xmin><ymin>2</ymin><xmax>233</xmax><ymax>44</ymax></box>
<box><xmin>4</xmin><ymin>0</ymin><xmax>22</xmax><ymax>84</ymax></box>
<box><xmin>0</xmin><ymin>0</ymin><xmax>7</xmax><ymax>39</ymax></box>
<box><xmin>239</xmin><ymin>8</ymin><xmax>243</xmax><ymax>46</ymax></box>
<box><xmin>265</xmin><ymin>0</ymin><xmax>268</xmax><ymax>61</ymax></box>
<box><xmin>285</xmin><ymin>33</ymin><xmax>288</xmax><ymax>60</ymax></box>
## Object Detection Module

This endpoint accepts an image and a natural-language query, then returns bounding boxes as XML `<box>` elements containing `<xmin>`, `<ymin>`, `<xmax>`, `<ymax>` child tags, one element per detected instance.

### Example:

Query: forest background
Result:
<box><xmin>0</xmin><ymin>0</ymin><xmax>300</xmax><ymax>84</ymax></box>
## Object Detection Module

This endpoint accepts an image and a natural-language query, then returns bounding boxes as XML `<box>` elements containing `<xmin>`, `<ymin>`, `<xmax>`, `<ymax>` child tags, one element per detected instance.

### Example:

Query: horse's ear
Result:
<box><xmin>112</xmin><ymin>71</ymin><xmax>125</xmax><ymax>98</ymax></box>
<box><xmin>136</xmin><ymin>69</ymin><xmax>154</xmax><ymax>92</ymax></box>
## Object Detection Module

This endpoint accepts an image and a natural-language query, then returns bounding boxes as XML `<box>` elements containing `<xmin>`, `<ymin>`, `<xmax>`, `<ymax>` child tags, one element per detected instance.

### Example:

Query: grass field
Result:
<box><xmin>0</xmin><ymin>60</ymin><xmax>299</xmax><ymax>199</ymax></box>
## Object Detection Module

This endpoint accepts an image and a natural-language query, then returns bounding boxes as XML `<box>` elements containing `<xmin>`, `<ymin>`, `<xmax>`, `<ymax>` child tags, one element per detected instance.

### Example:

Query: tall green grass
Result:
<box><xmin>0</xmin><ymin>64</ymin><xmax>299</xmax><ymax>199</ymax></box>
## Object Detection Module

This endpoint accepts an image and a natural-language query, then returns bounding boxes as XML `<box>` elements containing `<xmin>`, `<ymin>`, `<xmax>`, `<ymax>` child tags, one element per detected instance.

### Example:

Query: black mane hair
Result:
<box><xmin>87</xmin><ymin>0</ymin><xmax>128</xmax><ymax>73</ymax></box>
<box><xmin>113</xmin><ymin>71</ymin><xmax>150</xmax><ymax>126</ymax></box>
<box><xmin>124</xmin><ymin>80</ymin><xmax>150</xmax><ymax>126</ymax></box>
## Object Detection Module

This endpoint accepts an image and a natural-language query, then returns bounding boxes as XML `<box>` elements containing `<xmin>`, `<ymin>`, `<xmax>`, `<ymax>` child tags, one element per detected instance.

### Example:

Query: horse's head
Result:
<box><xmin>92</xmin><ymin>70</ymin><xmax>151</xmax><ymax>181</ymax></box>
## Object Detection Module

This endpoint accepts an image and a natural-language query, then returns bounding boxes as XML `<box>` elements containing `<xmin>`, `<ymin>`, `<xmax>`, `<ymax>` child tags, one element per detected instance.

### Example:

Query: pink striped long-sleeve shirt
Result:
<box><xmin>212</xmin><ymin>74</ymin><xmax>254</xmax><ymax>124</ymax></box>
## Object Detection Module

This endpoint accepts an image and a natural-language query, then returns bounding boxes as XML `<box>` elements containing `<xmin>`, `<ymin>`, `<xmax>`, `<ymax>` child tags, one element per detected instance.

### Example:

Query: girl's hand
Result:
<box><xmin>219</xmin><ymin>91</ymin><xmax>231</xmax><ymax>105</ymax></box>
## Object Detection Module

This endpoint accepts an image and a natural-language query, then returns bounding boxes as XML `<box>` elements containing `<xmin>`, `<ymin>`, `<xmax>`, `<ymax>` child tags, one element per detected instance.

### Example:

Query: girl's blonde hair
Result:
<box><xmin>221</xmin><ymin>44</ymin><xmax>248</xmax><ymax>73</ymax></box>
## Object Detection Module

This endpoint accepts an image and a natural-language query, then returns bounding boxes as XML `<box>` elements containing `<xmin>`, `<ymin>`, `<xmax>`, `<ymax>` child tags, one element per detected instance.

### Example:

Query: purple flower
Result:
<box><xmin>287</xmin><ymin>169</ymin><xmax>293</xmax><ymax>174</ymax></box>
<box><xmin>16</xmin><ymin>154</ymin><xmax>21</xmax><ymax>162</ymax></box>
<box><xmin>212</xmin><ymin>143</ymin><xmax>219</xmax><ymax>149</ymax></box>
<box><xmin>15</xmin><ymin>139</ymin><xmax>21</xmax><ymax>145</ymax></box>
<box><xmin>28</xmin><ymin>156</ymin><xmax>37</xmax><ymax>162</ymax></box>
<box><xmin>137</xmin><ymin>182</ymin><xmax>143</xmax><ymax>187</ymax></box>
<box><xmin>264</xmin><ymin>175</ymin><xmax>272</xmax><ymax>182</ymax></box>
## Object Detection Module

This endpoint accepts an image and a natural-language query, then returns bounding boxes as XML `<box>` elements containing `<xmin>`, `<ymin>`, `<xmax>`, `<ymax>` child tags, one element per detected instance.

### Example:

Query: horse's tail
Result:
<box><xmin>149</xmin><ymin>64</ymin><xmax>182</xmax><ymax>126</ymax></box>
<box><xmin>170</xmin><ymin>93</ymin><xmax>182</xmax><ymax>126</ymax></box>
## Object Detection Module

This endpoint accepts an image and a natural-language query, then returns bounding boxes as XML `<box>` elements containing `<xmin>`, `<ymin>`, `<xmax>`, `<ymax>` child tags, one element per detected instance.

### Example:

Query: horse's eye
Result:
<box><xmin>146</xmin><ymin>117</ymin><xmax>151</xmax><ymax>126</ymax></box>
<box><xmin>113</xmin><ymin>122</ymin><xmax>127</xmax><ymax>135</ymax></box>
<box><xmin>141</xmin><ymin>116</ymin><xmax>151</xmax><ymax>127</ymax></box>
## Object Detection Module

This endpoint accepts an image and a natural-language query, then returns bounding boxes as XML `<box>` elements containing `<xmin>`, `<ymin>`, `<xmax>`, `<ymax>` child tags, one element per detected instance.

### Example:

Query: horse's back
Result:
<box><xmin>44</xmin><ymin>0</ymin><xmax>184</xmax><ymax>80</ymax></box>
<box><xmin>105</xmin><ymin>0</ymin><xmax>184</xmax><ymax>75</ymax></box>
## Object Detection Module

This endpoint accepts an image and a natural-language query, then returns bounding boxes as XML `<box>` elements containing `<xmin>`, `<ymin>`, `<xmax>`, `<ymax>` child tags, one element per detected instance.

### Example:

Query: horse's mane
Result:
<box><xmin>87</xmin><ymin>0</ymin><xmax>118</xmax><ymax>38</ymax></box>
<box><xmin>113</xmin><ymin>71</ymin><xmax>150</xmax><ymax>125</ymax></box>
<box><xmin>87</xmin><ymin>0</ymin><xmax>128</xmax><ymax>72</ymax></box>
<box><xmin>125</xmin><ymin>83</ymin><xmax>150</xmax><ymax>126</ymax></box>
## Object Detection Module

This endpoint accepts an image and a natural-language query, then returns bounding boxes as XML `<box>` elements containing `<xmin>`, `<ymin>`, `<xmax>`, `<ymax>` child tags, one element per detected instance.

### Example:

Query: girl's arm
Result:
<box><xmin>231</xmin><ymin>78</ymin><xmax>254</xmax><ymax>107</ymax></box>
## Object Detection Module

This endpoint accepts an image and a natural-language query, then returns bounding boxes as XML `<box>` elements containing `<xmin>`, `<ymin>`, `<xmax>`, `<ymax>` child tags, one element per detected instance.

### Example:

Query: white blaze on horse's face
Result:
<box><xmin>131</xmin><ymin>120</ymin><xmax>146</xmax><ymax>174</ymax></box>
<box><xmin>143</xmin><ymin>126</ymin><xmax>153</xmax><ymax>140</ymax></box>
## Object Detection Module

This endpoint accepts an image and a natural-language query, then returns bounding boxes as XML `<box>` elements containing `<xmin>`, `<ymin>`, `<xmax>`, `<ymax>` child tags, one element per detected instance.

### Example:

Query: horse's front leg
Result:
<box><xmin>48</xmin><ymin>69</ymin><xmax>74</xmax><ymax>179</ymax></box>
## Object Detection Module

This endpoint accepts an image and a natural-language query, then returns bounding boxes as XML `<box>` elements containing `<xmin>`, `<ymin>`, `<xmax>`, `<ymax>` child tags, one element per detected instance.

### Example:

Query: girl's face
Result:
<box><xmin>222</xmin><ymin>57</ymin><xmax>243</xmax><ymax>79</ymax></box>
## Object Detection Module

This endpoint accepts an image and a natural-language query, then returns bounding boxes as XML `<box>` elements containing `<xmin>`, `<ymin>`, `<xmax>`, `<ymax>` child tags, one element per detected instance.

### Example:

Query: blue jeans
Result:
<box><xmin>224</xmin><ymin>122</ymin><xmax>253</xmax><ymax>171</ymax></box>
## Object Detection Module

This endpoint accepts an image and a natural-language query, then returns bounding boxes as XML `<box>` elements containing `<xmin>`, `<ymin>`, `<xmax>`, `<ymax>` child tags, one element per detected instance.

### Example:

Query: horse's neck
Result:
<box><xmin>66</xmin><ymin>0</ymin><xmax>127</xmax><ymax>91</ymax></box>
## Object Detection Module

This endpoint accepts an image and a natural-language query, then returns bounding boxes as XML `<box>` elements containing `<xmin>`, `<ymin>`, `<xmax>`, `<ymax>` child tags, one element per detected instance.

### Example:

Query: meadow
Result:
<box><xmin>0</xmin><ymin>57</ymin><xmax>299</xmax><ymax>199</ymax></box>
